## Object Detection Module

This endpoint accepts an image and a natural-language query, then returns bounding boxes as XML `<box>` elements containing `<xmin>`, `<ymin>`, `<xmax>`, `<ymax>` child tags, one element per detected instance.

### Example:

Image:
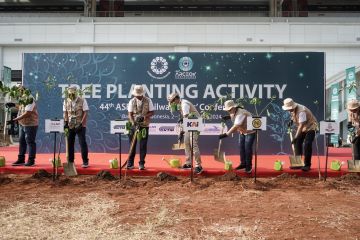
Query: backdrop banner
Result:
<box><xmin>23</xmin><ymin>52</ymin><xmax>325</xmax><ymax>154</ymax></box>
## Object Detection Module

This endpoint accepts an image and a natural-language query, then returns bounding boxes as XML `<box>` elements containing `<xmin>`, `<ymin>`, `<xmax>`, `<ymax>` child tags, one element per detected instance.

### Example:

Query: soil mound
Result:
<box><xmin>95</xmin><ymin>170</ymin><xmax>116</xmax><ymax>181</ymax></box>
<box><xmin>0</xmin><ymin>176</ymin><xmax>12</xmax><ymax>184</ymax></box>
<box><xmin>156</xmin><ymin>172</ymin><xmax>178</xmax><ymax>181</ymax></box>
<box><xmin>32</xmin><ymin>169</ymin><xmax>52</xmax><ymax>179</ymax></box>
<box><xmin>216</xmin><ymin>171</ymin><xmax>240</xmax><ymax>181</ymax></box>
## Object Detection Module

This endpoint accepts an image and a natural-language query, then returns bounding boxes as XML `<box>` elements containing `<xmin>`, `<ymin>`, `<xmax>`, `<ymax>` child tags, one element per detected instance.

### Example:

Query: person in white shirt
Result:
<box><xmin>126</xmin><ymin>85</ymin><xmax>154</xmax><ymax>170</ymax></box>
<box><xmin>11</xmin><ymin>85</ymin><xmax>39</xmax><ymax>167</ymax></box>
<box><xmin>347</xmin><ymin>99</ymin><xmax>360</xmax><ymax>160</ymax></box>
<box><xmin>167</xmin><ymin>92</ymin><xmax>203</xmax><ymax>174</ymax></box>
<box><xmin>282</xmin><ymin>98</ymin><xmax>318</xmax><ymax>172</ymax></box>
<box><xmin>63</xmin><ymin>85</ymin><xmax>89</xmax><ymax>168</ymax></box>
<box><xmin>219</xmin><ymin>100</ymin><xmax>255</xmax><ymax>174</ymax></box>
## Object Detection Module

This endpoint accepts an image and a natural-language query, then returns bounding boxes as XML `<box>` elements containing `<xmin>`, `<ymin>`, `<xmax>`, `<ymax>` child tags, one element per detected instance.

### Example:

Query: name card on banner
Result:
<box><xmin>319</xmin><ymin>121</ymin><xmax>339</xmax><ymax>135</ymax></box>
<box><xmin>110</xmin><ymin>120</ymin><xmax>128</xmax><ymax>134</ymax></box>
<box><xmin>45</xmin><ymin>119</ymin><xmax>64</xmax><ymax>133</ymax></box>
<box><xmin>183</xmin><ymin>117</ymin><xmax>204</xmax><ymax>132</ymax></box>
<box><xmin>247</xmin><ymin>117</ymin><xmax>267</xmax><ymax>131</ymax></box>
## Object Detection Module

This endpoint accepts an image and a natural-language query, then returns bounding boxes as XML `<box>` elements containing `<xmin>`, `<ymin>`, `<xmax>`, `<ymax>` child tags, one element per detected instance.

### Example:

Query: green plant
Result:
<box><xmin>0</xmin><ymin>82</ymin><xmax>34</xmax><ymax>106</ymax></box>
<box><xmin>63</xmin><ymin>84</ymin><xmax>93</xmax><ymax>99</ymax></box>
<box><xmin>200</xmin><ymin>92</ymin><xmax>276</xmax><ymax>119</ymax></box>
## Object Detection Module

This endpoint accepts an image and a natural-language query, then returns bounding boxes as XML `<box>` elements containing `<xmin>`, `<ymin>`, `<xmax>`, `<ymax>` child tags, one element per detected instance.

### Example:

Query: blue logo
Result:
<box><xmin>178</xmin><ymin>57</ymin><xmax>193</xmax><ymax>72</ymax></box>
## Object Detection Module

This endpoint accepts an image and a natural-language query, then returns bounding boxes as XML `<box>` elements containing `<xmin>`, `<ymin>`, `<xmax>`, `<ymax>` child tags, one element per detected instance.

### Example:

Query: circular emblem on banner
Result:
<box><xmin>178</xmin><ymin>57</ymin><xmax>193</xmax><ymax>72</ymax></box>
<box><xmin>252</xmin><ymin>118</ymin><xmax>262</xmax><ymax>129</ymax></box>
<box><xmin>150</xmin><ymin>57</ymin><xmax>168</xmax><ymax>75</ymax></box>
<box><xmin>332</xmin><ymin>87</ymin><xmax>337</xmax><ymax>95</ymax></box>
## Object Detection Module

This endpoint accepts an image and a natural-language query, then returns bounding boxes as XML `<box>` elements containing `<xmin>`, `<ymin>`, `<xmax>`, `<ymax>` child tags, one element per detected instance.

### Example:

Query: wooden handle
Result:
<box><xmin>218</xmin><ymin>123</ymin><xmax>225</xmax><ymax>156</ymax></box>
<box><xmin>289</xmin><ymin>130</ymin><xmax>296</xmax><ymax>156</ymax></box>
<box><xmin>65</xmin><ymin>136</ymin><xmax>69</xmax><ymax>162</ymax></box>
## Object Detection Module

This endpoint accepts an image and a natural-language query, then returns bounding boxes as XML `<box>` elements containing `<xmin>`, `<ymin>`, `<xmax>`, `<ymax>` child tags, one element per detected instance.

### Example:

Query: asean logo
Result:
<box><xmin>178</xmin><ymin>57</ymin><xmax>193</xmax><ymax>72</ymax></box>
<box><xmin>147</xmin><ymin>56</ymin><xmax>171</xmax><ymax>79</ymax></box>
<box><xmin>252</xmin><ymin>118</ymin><xmax>262</xmax><ymax>129</ymax></box>
<box><xmin>151</xmin><ymin>57</ymin><xmax>168</xmax><ymax>75</ymax></box>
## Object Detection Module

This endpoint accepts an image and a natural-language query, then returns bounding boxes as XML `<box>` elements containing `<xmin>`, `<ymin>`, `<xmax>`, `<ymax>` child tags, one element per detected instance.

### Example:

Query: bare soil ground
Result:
<box><xmin>1</xmin><ymin>171</ymin><xmax>360</xmax><ymax>240</ymax></box>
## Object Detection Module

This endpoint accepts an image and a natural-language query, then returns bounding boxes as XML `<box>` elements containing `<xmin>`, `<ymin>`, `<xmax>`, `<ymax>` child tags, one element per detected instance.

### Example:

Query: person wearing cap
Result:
<box><xmin>282</xmin><ymin>98</ymin><xmax>318</xmax><ymax>172</ymax></box>
<box><xmin>167</xmin><ymin>92</ymin><xmax>203</xmax><ymax>174</ymax></box>
<box><xmin>63</xmin><ymin>85</ymin><xmax>90</xmax><ymax>168</ymax></box>
<box><xmin>219</xmin><ymin>100</ymin><xmax>255</xmax><ymax>173</ymax></box>
<box><xmin>347</xmin><ymin>99</ymin><xmax>360</xmax><ymax>160</ymax></box>
<box><xmin>11</xmin><ymin>85</ymin><xmax>39</xmax><ymax>167</ymax></box>
<box><xmin>127</xmin><ymin>85</ymin><xmax>154</xmax><ymax>170</ymax></box>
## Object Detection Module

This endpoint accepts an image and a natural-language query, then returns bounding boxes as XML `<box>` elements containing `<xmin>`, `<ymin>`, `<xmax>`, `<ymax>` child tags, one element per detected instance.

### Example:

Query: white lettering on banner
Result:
<box><xmin>58</xmin><ymin>83</ymin><xmax>288</xmax><ymax>99</ymax></box>
<box><xmin>203</xmin><ymin>85</ymin><xmax>216</xmax><ymax>98</ymax></box>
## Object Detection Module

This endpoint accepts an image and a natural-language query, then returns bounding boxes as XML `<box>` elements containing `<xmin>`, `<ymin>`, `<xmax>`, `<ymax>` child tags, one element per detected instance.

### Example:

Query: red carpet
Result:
<box><xmin>0</xmin><ymin>146</ymin><xmax>356</xmax><ymax>178</ymax></box>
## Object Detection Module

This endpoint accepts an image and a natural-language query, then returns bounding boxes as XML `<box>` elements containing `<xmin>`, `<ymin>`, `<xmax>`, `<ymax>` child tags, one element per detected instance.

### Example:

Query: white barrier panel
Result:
<box><xmin>148</xmin><ymin>123</ymin><xmax>227</xmax><ymax>135</ymax></box>
<box><xmin>110</xmin><ymin>120</ymin><xmax>128</xmax><ymax>134</ymax></box>
<box><xmin>45</xmin><ymin>119</ymin><xmax>64</xmax><ymax>133</ymax></box>
<box><xmin>319</xmin><ymin>121</ymin><xmax>339</xmax><ymax>135</ymax></box>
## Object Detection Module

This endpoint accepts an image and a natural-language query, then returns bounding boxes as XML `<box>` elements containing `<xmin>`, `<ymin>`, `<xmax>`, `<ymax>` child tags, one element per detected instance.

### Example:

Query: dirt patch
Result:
<box><xmin>94</xmin><ymin>170</ymin><xmax>116</xmax><ymax>181</ymax></box>
<box><xmin>119</xmin><ymin>178</ymin><xmax>139</xmax><ymax>188</ymax></box>
<box><xmin>339</xmin><ymin>173</ymin><xmax>360</xmax><ymax>181</ymax></box>
<box><xmin>274</xmin><ymin>172</ymin><xmax>298</xmax><ymax>180</ymax></box>
<box><xmin>156</xmin><ymin>172</ymin><xmax>178</xmax><ymax>182</ymax></box>
<box><xmin>0</xmin><ymin>175</ymin><xmax>12</xmax><ymax>184</ymax></box>
<box><xmin>216</xmin><ymin>171</ymin><xmax>241</xmax><ymax>181</ymax></box>
<box><xmin>32</xmin><ymin>169</ymin><xmax>52</xmax><ymax>179</ymax></box>
<box><xmin>1</xmin><ymin>175</ymin><xmax>360</xmax><ymax>239</ymax></box>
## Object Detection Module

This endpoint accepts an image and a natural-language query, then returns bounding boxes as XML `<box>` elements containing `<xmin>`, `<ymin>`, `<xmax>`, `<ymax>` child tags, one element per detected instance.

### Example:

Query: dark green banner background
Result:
<box><xmin>23</xmin><ymin>52</ymin><xmax>325</xmax><ymax>155</ymax></box>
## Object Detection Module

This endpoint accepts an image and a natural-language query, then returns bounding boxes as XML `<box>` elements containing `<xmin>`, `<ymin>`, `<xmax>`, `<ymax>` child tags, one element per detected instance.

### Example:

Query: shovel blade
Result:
<box><xmin>63</xmin><ymin>162</ymin><xmax>78</xmax><ymax>176</ymax></box>
<box><xmin>289</xmin><ymin>155</ymin><xmax>304</xmax><ymax>169</ymax></box>
<box><xmin>213</xmin><ymin>148</ymin><xmax>225</xmax><ymax>162</ymax></box>
<box><xmin>347</xmin><ymin>160</ymin><xmax>360</xmax><ymax>172</ymax></box>
<box><xmin>172</xmin><ymin>143</ymin><xmax>185</xmax><ymax>150</ymax></box>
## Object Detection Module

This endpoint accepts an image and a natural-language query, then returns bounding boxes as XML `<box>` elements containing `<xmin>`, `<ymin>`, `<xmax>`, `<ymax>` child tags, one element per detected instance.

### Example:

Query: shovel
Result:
<box><xmin>347</xmin><ymin>159</ymin><xmax>360</xmax><ymax>172</ymax></box>
<box><xmin>172</xmin><ymin>132</ymin><xmax>185</xmax><ymax>150</ymax></box>
<box><xmin>288</xmin><ymin>128</ymin><xmax>304</xmax><ymax>169</ymax></box>
<box><xmin>213</xmin><ymin>122</ymin><xmax>226</xmax><ymax>163</ymax></box>
<box><xmin>63</xmin><ymin>132</ymin><xmax>78</xmax><ymax>176</ymax></box>
<box><xmin>348</xmin><ymin>139</ymin><xmax>360</xmax><ymax>172</ymax></box>
<box><xmin>121</xmin><ymin>126</ymin><xmax>140</xmax><ymax>180</ymax></box>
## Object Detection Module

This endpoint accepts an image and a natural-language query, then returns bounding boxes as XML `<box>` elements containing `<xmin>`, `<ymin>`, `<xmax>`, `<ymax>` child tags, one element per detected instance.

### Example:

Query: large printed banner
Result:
<box><xmin>23</xmin><ymin>52</ymin><xmax>325</xmax><ymax>154</ymax></box>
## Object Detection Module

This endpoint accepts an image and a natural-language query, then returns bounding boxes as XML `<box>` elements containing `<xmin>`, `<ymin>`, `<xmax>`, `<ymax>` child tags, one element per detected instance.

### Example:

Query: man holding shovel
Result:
<box><xmin>127</xmin><ymin>85</ymin><xmax>154</xmax><ymax>170</ymax></box>
<box><xmin>282</xmin><ymin>98</ymin><xmax>318</xmax><ymax>172</ymax></box>
<box><xmin>347</xmin><ymin>99</ymin><xmax>360</xmax><ymax>160</ymax></box>
<box><xmin>63</xmin><ymin>85</ymin><xmax>89</xmax><ymax>168</ymax></box>
<box><xmin>219</xmin><ymin>100</ymin><xmax>255</xmax><ymax>174</ymax></box>
<box><xmin>167</xmin><ymin>92</ymin><xmax>203</xmax><ymax>174</ymax></box>
<box><xmin>11</xmin><ymin>85</ymin><xmax>38</xmax><ymax>167</ymax></box>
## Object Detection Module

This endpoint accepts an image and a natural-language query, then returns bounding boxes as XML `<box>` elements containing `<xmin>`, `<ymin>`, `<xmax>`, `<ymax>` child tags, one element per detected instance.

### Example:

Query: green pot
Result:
<box><xmin>330</xmin><ymin>160</ymin><xmax>341</xmax><ymax>171</ymax></box>
<box><xmin>274</xmin><ymin>160</ymin><xmax>283</xmax><ymax>171</ymax></box>
<box><xmin>109</xmin><ymin>158</ymin><xmax>119</xmax><ymax>169</ymax></box>
<box><xmin>224</xmin><ymin>161</ymin><xmax>233</xmax><ymax>171</ymax></box>
<box><xmin>0</xmin><ymin>156</ymin><xmax>5</xmax><ymax>167</ymax></box>
<box><xmin>169</xmin><ymin>158</ymin><xmax>181</xmax><ymax>168</ymax></box>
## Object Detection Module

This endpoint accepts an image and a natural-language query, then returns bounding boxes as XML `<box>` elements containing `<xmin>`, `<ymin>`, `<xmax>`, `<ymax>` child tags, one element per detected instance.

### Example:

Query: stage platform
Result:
<box><xmin>0</xmin><ymin>146</ymin><xmax>356</xmax><ymax>178</ymax></box>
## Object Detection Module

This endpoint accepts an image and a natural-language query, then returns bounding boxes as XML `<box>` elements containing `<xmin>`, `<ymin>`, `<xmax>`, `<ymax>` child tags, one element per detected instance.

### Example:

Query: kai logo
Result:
<box><xmin>187</xmin><ymin>122</ymin><xmax>199</xmax><ymax>127</ymax></box>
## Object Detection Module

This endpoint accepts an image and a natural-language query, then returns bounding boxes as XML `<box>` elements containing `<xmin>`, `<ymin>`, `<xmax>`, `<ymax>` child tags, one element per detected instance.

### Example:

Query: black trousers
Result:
<box><xmin>294</xmin><ymin>130</ymin><xmax>315</xmax><ymax>167</ymax></box>
<box><xmin>67</xmin><ymin>127</ymin><xmax>89</xmax><ymax>164</ymax></box>
<box><xmin>127</xmin><ymin>127</ymin><xmax>149</xmax><ymax>167</ymax></box>
<box><xmin>353</xmin><ymin>137</ymin><xmax>360</xmax><ymax>160</ymax></box>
